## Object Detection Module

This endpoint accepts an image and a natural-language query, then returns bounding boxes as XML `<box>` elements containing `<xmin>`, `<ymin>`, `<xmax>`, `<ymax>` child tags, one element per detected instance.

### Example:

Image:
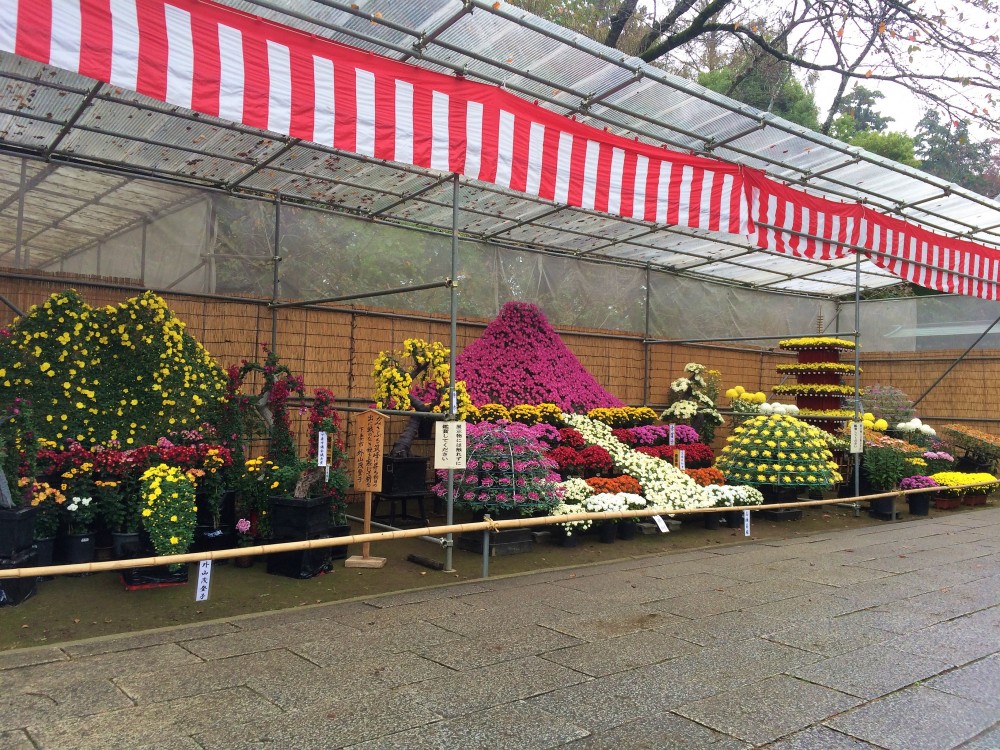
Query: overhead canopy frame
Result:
<box><xmin>0</xmin><ymin>0</ymin><xmax>996</xmax><ymax>301</ymax></box>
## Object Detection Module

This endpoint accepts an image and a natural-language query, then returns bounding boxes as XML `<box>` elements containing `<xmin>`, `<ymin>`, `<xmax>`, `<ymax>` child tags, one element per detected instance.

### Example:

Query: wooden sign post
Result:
<box><xmin>346</xmin><ymin>410</ymin><xmax>387</xmax><ymax>569</ymax></box>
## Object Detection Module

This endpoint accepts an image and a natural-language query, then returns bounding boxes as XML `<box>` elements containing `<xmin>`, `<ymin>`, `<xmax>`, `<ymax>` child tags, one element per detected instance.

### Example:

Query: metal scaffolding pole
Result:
<box><xmin>445</xmin><ymin>174</ymin><xmax>459</xmax><ymax>573</ymax></box>
<box><xmin>271</xmin><ymin>198</ymin><xmax>281</xmax><ymax>355</ymax></box>
<box><xmin>643</xmin><ymin>265</ymin><xmax>651</xmax><ymax>405</ymax></box>
<box><xmin>913</xmin><ymin>312</ymin><xmax>1000</xmax><ymax>407</ymax></box>
<box><xmin>645</xmin><ymin>332</ymin><xmax>851</xmax><ymax>345</ymax></box>
<box><xmin>853</xmin><ymin>252</ymin><xmax>862</xmax><ymax>510</ymax></box>
<box><xmin>268</xmin><ymin>279</ymin><xmax>454</xmax><ymax>309</ymax></box>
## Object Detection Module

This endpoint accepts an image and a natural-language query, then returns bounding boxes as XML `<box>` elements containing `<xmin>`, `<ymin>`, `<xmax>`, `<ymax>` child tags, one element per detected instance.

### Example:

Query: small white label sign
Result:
<box><xmin>743</xmin><ymin>510</ymin><xmax>751</xmax><ymax>537</ymax></box>
<box><xmin>668</xmin><ymin>423</ymin><xmax>676</xmax><ymax>446</ymax></box>
<box><xmin>677</xmin><ymin>449</ymin><xmax>686</xmax><ymax>471</ymax></box>
<box><xmin>652</xmin><ymin>515</ymin><xmax>669</xmax><ymax>533</ymax></box>
<box><xmin>195</xmin><ymin>560</ymin><xmax>212</xmax><ymax>601</ymax></box>
<box><xmin>434</xmin><ymin>421</ymin><xmax>467</xmax><ymax>469</ymax></box>
<box><xmin>317</xmin><ymin>431</ymin><xmax>329</xmax><ymax>467</ymax></box>
<box><xmin>850</xmin><ymin>421</ymin><xmax>864</xmax><ymax>454</ymax></box>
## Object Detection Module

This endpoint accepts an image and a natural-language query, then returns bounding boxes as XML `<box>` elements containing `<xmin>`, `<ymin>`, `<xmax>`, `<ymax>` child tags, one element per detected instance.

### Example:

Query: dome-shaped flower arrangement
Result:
<box><xmin>432</xmin><ymin>421</ymin><xmax>562</xmax><ymax>516</ymax></box>
<box><xmin>716</xmin><ymin>414</ymin><xmax>841</xmax><ymax>488</ymax></box>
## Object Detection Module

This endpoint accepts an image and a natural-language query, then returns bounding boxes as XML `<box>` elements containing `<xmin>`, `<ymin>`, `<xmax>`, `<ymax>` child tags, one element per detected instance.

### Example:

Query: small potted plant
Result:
<box><xmin>862</xmin><ymin>445</ymin><xmax>909</xmax><ymax>519</ymax></box>
<box><xmin>703</xmin><ymin>484</ymin><xmax>765</xmax><ymax>529</ymax></box>
<box><xmin>22</xmin><ymin>479</ymin><xmax>65</xmax><ymax>566</ymax></box>
<box><xmin>929</xmin><ymin>471</ymin><xmax>968</xmax><ymax>510</ymax></box>
<box><xmin>898</xmin><ymin>475</ymin><xmax>937</xmax><ymax>516</ymax></box>
<box><xmin>234</xmin><ymin>517</ymin><xmax>255</xmax><ymax>567</ymax></box>
<box><xmin>60</xmin><ymin>495</ymin><xmax>97</xmax><ymax>565</ymax></box>
<box><xmin>958</xmin><ymin>472</ymin><xmax>999</xmax><ymax>506</ymax></box>
<box><xmin>129</xmin><ymin>463</ymin><xmax>198</xmax><ymax>588</ymax></box>
<box><xmin>660</xmin><ymin>363</ymin><xmax>724</xmax><ymax>444</ymax></box>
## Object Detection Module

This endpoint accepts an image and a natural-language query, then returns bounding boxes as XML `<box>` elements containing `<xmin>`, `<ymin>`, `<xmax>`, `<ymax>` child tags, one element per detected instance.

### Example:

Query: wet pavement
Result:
<box><xmin>2</xmin><ymin>508</ymin><xmax>999</xmax><ymax>749</ymax></box>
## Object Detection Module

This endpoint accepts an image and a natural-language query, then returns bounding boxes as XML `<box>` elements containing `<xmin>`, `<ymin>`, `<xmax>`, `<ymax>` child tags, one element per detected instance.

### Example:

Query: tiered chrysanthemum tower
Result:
<box><xmin>774</xmin><ymin>336</ymin><xmax>859</xmax><ymax>435</ymax></box>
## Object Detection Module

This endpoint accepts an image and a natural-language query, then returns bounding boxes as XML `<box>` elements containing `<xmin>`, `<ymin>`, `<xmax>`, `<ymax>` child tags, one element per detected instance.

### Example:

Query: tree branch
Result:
<box><xmin>604</xmin><ymin>0</ymin><xmax>639</xmax><ymax>50</ymax></box>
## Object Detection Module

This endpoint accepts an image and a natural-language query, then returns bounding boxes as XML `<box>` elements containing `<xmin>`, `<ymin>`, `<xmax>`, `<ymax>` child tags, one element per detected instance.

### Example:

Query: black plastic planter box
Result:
<box><xmin>0</xmin><ymin>547</ymin><xmax>38</xmax><ymax>606</ymax></box>
<box><xmin>268</xmin><ymin>496</ymin><xmax>332</xmax><ymax>538</ymax></box>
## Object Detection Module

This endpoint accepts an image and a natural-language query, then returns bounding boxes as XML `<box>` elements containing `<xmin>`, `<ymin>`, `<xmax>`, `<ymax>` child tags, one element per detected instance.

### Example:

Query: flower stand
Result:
<box><xmin>723</xmin><ymin>510</ymin><xmax>744</xmax><ymax>528</ymax></box>
<box><xmin>0</xmin><ymin>547</ymin><xmax>38</xmax><ymax>606</ymax></box>
<box><xmin>907</xmin><ymin>496</ymin><xmax>930</xmax><ymax>516</ymax></box>
<box><xmin>759</xmin><ymin>486</ymin><xmax>803</xmax><ymax>521</ymax></box>
<box><xmin>962</xmin><ymin>494</ymin><xmax>989</xmax><ymax>507</ymax></box>
<box><xmin>777</xmin><ymin>338</ymin><xmax>857</xmax><ymax>435</ymax></box>
<box><xmin>934</xmin><ymin>495</ymin><xmax>962</xmax><ymax>510</ymax></box>
<box><xmin>703</xmin><ymin>513</ymin><xmax>721</xmax><ymax>530</ymax></box>
<box><xmin>111</xmin><ymin>532</ymin><xmax>142</xmax><ymax>559</ymax></box>
<box><xmin>459</xmin><ymin>527</ymin><xmax>535</xmax><ymax>556</ymax></box>
<box><xmin>0</xmin><ymin>506</ymin><xmax>39</xmax><ymax>559</ymax></box>
<box><xmin>617</xmin><ymin>520</ymin><xmax>638</xmax><ymax>540</ymax></box>
<box><xmin>61</xmin><ymin>534</ymin><xmax>96</xmax><ymax>566</ymax></box>
<box><xmin>121</xmin><ymin>563</ymin><xmax>189</xmax><ymax>590</ymax></box>
<box><xmin>380</xmin><ymin>456</ymin><xmax>429</xmax><ymax>495</ymax></box>
<box><xmin>597</xmin><ymin>521</ymin><xmax>617</xmax><ymax>543</ymax></box>
<box><xmin>266</xmin><ymin>547</ymin><xmax>332</xmax><ymax>579</ymax></box>
<box><xmin>32</xmin><ymin>537</ymin><xmax>55</xmax><ymax>567</ymax></box>
<box><xmin>869</xmin><ymin>497</ymin><xmax>901</xmax><ymax>521</ymax></box>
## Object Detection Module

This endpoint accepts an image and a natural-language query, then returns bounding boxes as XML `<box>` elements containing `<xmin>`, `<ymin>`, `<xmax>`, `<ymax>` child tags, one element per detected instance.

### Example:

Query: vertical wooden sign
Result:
<box><xmin>353</xmin><ymin>410</ymin><xmax>386</xmax><ymax>492</ymax></box>
<box><xmin>347</xmin><ymin>410</ymin><xmax>387</xmax><ymax>568</ymax></box>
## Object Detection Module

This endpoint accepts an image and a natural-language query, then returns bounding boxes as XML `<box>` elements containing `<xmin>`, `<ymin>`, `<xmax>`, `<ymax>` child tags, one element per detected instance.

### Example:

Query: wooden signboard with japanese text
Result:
<box><xmin>348</xmin><ymin>410</ymin><xmax>387</xmax><ymax>569</ymax></box>
<box><xmin>353</xmin><ymin>410</ymin><xmax>386</xmax><ymax>492</ymax></box>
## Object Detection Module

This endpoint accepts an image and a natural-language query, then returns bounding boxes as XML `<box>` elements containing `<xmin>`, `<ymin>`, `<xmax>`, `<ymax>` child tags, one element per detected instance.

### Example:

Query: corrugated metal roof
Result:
<box><xmin>0</xmin><ymin>0</ymin><xmax>997</xmax><ymax>298</ymax></box>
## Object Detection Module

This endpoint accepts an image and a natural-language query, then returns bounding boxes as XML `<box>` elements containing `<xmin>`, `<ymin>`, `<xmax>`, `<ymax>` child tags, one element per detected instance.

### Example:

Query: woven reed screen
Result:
<box><xmin>2</xmin><ymin>275</ymin><xmax>998</xmax><ymax>455</ymax></box>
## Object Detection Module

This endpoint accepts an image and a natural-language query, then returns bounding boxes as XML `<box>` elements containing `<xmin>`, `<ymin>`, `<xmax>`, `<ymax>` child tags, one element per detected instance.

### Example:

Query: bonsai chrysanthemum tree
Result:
<box><xmin>716</xmin><ymin>414</ymin><xmax>841</xmax><ymax>492</ymax></box>
<box><xmin>372</xmin><ymin>339</ymin><xmax>477</xmax><ymax>457</ymax></box>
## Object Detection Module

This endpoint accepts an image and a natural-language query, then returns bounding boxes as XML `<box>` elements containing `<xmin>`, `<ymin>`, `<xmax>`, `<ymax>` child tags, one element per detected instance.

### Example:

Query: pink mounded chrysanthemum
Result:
<box><xmin>456</xmin><ymin>301</ymin><xmax>624</xmax><ymax>411</ymax></box>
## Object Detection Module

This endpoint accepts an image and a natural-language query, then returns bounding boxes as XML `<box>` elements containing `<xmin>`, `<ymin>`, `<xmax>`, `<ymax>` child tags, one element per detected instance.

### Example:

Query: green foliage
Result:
<box><xmin>699</xmin><ymin>67</ymin><xmax>820</xmax><ymax>131</ymax></box>
<box><xmin>915</xmin><ymin>111</ymin><xmax>1000</xmax><ymax>198</ymax></box>
<box><xmin>847</xmin><ymin>129</ymin><xmax>921</xmax><ymax>168</ymax></box>
<box><xmin>0</xmin><ymin>398</ymin><xmax>36</xmax><ymax>504</ymax></box>
<box><xmin>862</xmin><ymin>446</ymin><xmax>908</xmax><ymax>491</ymax></box>
<box><xmin>833</xmin><ymin>86</ymin><xmax>893</xmax><ymax>133</ymax></box>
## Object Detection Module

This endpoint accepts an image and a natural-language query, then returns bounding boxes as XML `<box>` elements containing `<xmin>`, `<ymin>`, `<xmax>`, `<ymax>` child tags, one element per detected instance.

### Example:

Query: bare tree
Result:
<box><xmin>513</xmin><ymin>0</ymin><xmax>1000</xmax><ymax>135</ymax></box>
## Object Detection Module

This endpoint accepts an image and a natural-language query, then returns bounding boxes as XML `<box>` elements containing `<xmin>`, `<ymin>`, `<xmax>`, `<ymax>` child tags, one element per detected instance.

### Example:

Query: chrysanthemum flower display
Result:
<box><xmin>776</xmin><ymin>337</ymin><xmax>859</xmax><ymax>434</ymax></box>
<box><xmin>431</xmin><ymin>421</ymin><xmax>562</xmax><ymax>516</ymax></box>
<box><xmin>455</xmin><ymin>301</ymin><xmax>624</xmax><ymax>411</ymax></box>
<box><xmin>139</xmin><ymin>463</ymin><xmax>197</xmax><ymax>558</ymax></box>
<box><xmin>716</xmin><ymin>414</ymin><xmax>842</xmax><ymax>489</ymax></box>
<box><xmin>0</xmin><ymin>289</ymin><xmax>227</xmax><ymax>447</ymax></box>
<box><xmin>930</xmin><ymin>471</ymin><xmax>999</xmax><ymax>497</ymax></box>
<box><xmin>560</xmin><ymin>413</ymin><xmax>711</xmax><ymax>512</ymax></box>
<box><xmin>703</xmin><ymin>484</ymin><xmax>765</xmax><ymax>507</ymax></box>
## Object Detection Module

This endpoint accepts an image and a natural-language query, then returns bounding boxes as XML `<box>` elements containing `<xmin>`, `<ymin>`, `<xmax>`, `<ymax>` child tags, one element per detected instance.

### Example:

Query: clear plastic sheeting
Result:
<box><xmin>649</xmin><ymin>274</ymin><xmax>836</xmax><ymax>345</ymax></box>
<box><xmin>51</xmin><ymin>200</ymin><xmax>211</xmax><ymax>295</ymax></box>
<box><xmin>842</xmin><ymin>296</ymin><xmax>1000</xmax><ymax>353</ymax></box>
<box><xmin>492</xmin><ymin>246</ymin><xmax>646</xmax><ymax>332</ymax></box>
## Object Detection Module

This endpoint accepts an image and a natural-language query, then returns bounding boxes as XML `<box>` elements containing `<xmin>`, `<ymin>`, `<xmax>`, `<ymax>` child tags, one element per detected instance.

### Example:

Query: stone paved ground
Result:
<box><xmin>2</xmin><ymin>508</ymin><xmax>999</xmax><ymax>749</ymax></box>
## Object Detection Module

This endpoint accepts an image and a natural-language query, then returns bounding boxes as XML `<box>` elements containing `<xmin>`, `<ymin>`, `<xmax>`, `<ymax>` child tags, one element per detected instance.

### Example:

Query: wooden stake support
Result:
<box><xmin>345</xmin><ymin>490</ymin><xmax>386</xmax><ymax>568</ymax></box>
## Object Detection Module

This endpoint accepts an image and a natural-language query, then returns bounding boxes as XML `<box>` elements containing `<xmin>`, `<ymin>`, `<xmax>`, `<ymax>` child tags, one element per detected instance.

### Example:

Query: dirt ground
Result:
<box><xmin>1</xmin><ymin>502</ymin><xmax>988</xmax><ymax>651</ymax></box>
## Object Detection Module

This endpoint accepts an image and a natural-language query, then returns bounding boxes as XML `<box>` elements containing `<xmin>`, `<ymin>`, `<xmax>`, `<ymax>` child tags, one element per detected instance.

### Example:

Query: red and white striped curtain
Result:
<box><xmin>3</xmin><ymin>0</ymin><xmax>999</xmax><ymax>299</ymax></box>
